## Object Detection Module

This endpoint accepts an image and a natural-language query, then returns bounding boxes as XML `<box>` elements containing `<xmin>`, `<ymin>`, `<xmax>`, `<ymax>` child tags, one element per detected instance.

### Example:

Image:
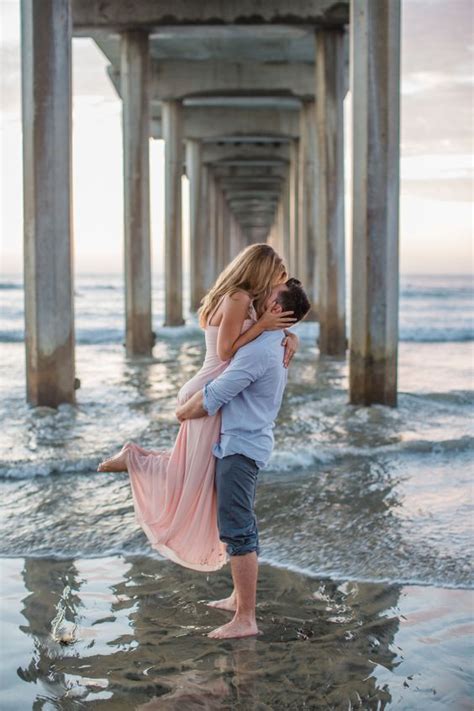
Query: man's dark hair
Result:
<box><xmin>276</xmin><ymin>278</ymin><xmax>311</xmax><ymax>323</ymax></box>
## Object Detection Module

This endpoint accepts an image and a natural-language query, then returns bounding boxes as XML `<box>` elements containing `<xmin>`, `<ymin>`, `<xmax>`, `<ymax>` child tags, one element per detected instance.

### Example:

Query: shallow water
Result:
<box><xmin>0</xmin><ymin>274</ymin><xmax>473</xmax><ymax>589</ymax></box>
<box><xmin>1</xmin><ymin>273</ymin><xmax>473</xmax><ymax>708</ymax></box>
<box><xmin>1</xmin><ymin>556</ymin><xmax>473</xmax><ymax>710</ymax></box>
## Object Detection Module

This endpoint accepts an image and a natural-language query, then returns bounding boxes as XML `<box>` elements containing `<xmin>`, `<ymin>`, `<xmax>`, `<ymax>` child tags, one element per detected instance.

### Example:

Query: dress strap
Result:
<box><xmin>247</xmin><ymin>302</ymin><xmax>258</xmax><ymax>321</ymax></box>
<box><xmin>207</xmin><ymin>294</ymin><xmax>226</xmax><ymax>327</ymax></box>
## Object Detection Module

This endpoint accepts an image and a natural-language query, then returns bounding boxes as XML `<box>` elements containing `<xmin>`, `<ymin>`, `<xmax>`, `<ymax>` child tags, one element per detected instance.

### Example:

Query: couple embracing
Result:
<box><xmin>97</xmin><ymin>244</ymin><xmax>311</xmax><ymax>639</ymax></box>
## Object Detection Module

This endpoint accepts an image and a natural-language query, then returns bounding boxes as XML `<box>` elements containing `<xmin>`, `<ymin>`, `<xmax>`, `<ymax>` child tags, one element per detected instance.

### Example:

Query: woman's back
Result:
<box><xmin>177</xmin><ymin>303</ymin><xmax>257</xmax><ymax>405</ymax></box>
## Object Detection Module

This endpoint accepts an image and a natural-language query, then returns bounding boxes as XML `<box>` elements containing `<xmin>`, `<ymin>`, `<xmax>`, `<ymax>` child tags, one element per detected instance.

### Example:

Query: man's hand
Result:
<box><xmin>175</xmin><ymin>389</ymin><xmax>208</xmax><ymax>422</ymax></box>
<box><xmin>281</xmin><ymin>331</ymin><xmax>299</xmax><ymax>368</ymax></box>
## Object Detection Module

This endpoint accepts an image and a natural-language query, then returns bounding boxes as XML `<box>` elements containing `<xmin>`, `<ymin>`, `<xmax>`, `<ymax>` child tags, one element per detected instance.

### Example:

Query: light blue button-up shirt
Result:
<box><xmin>203</xmin><ymin>330</ymin><xmax>288</xmax><ymax>468</ymax></box>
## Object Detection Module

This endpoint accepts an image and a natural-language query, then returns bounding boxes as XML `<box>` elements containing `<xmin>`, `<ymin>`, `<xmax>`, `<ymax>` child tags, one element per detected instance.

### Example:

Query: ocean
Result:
<box><xmin>0</xmin><ymin>273</ymin><xmax>473</xmax><ymax>587</ymax></box>
<box><xmin>0</xmin><ymin>272</ymin><xmax>473</xmax><ymax>708</ymax></box>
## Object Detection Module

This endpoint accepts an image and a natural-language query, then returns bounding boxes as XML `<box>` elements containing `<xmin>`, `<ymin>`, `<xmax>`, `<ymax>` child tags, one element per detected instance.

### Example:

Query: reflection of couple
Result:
<box><xmin>97</xmin><ymin>244</ymin><xmax>311</xmax><ymax>638</ymax></box>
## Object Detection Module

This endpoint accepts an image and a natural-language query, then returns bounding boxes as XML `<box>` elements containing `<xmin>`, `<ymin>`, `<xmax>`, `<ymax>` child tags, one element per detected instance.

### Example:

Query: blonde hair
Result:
<box><xmin>198</xmin><ymin>244</ymin><xmax>287</xmax><ymax>328</ymax></box>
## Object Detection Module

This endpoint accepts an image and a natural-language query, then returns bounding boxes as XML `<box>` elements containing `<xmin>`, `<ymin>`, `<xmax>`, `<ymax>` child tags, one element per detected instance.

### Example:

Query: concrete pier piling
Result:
<box><xmin>289</xmin><ymin>140</ymin><xmax>300</xmax><ymax>278</ymax></box>
<box><xmin>316</xmin><ymin>29</ymin><xmax>347</xmax><ymax>355</ymax></box>
<box><xmin>20</xmin><ymin>0</ymin><xmax>76</xmax><ymax>406</ymax></box>
<box><xmin>163</xmin><ymin>100</ymin><xmax>185</xmax><ymax>326</ymax></box>
<box><xmin>121</xmin><ymin>30</ymin><xmax>153</xmax><ymax>355</ymax></box>
<box><xmin>349</xmin><ymin>0</ymin><xmax>401</xmax><ymax>406</ymax></box>
<box><xmin>186</xmin><ymin>139</ymin><xmax>204</xmax><ymax>311</ymax></box>
<box><xmin>19</xmin><ymin>0</ymin><xmax>401</xmax><ymax>407</ymax></box>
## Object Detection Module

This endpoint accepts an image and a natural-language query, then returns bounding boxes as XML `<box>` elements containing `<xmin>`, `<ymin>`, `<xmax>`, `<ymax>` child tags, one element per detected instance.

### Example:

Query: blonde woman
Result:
<box><xmin>97</xmin><ymin>244</ymin><xmax>298</xmax><ymax>572</ymax></box>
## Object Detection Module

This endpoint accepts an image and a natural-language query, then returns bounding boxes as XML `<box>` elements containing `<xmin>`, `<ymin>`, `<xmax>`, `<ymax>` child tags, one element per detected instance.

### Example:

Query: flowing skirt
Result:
<box><xmin>127</xmin><ymin>393</ymin><xmax>229</xmax><ymax>572</ymax></box>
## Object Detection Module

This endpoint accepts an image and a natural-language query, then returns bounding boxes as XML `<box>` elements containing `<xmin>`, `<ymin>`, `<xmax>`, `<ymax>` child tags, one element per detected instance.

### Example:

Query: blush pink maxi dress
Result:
<box><xmin>126</xmin><ymin>307</ymin><xmax>257</xmax><ymax>572</ymax></box>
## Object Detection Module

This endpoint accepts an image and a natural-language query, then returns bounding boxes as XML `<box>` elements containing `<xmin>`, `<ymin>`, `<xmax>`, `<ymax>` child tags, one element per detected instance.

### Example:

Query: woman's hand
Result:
<box><xmin>258</xmin><ymin>301</ymin><xmax>297</xmax><ymax>331</ymax></box>
<box><xmin>281</xmin><ymin>331</ymin><xmax>299</xmax><ymax>368</ymax></box>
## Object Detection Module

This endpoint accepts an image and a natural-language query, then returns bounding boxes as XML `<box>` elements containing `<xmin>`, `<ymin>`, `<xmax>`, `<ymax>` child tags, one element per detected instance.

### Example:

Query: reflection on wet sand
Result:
<box><xmin>10</xmin><ymin>556</ymin><xmax>403</xmax><ymax>708</ymax></box>
<box><xmin>2</xmin><ymin>555</ymin><xmax>471</xmax><ymax>708</ymax></box>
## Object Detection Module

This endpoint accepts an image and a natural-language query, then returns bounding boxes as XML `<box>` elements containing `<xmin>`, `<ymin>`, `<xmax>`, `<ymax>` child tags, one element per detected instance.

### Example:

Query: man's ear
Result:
<box><xmin>271</xmin><ymin>300</ymin><xmax>283</xmax><ymax>314</ymax></box>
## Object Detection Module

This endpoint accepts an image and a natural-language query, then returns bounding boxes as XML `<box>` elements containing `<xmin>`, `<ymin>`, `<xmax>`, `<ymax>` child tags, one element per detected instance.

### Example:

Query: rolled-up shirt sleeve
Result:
<box><xmin>202</xmin><ymin>345</ymin><xmax>269</xmax><ymax>416</ymax></box>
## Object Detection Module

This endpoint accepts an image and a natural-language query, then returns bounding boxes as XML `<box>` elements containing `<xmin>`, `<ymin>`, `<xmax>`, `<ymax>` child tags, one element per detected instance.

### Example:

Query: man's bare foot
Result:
<box><xmin>206</xmin><ymin>593</ymin><xmax>237</xmax><ymax>612</ymax></box>
<box><xmin>207</xmin><ymin>616</ymin><xmax>260</xmax><ymax>639</ymax></box>
<box><xmin>97</xmin><ymin>442</ymin><xmax>133</xmax><ymax>472</ymax></box>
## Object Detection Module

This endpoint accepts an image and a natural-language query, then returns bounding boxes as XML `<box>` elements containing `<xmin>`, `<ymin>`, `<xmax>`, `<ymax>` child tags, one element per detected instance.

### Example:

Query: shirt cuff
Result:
<box><xmin>203</xmin><ymin>381</ymin><xmax>221</xmax><ymax>417</ymax></box>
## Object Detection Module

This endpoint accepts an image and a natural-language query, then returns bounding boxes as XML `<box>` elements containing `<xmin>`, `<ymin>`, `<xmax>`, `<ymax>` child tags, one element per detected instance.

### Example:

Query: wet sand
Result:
<box><xmin>1</xmin><ymin>555</ymin><xmax>472</xmax><ymax>709</ymax></box>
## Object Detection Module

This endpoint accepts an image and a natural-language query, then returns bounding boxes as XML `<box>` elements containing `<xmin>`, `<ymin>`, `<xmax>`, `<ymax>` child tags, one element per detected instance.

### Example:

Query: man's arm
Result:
<box><xmin>176</xmin><ymin>343</ymin><xmax>269</xmax><ymax>422</ymax></box>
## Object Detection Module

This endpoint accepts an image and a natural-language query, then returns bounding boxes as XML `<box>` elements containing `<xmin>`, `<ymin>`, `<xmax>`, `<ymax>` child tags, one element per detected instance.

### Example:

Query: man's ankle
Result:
<box><xmin>234</xmin><ymin>611</ymin><xmax>256</xmax><ymax>624</ymax></box>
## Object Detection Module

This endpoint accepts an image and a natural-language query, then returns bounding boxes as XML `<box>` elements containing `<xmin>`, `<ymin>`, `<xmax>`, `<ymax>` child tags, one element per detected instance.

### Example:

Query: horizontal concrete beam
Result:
<box><xmin>150</xmin><ymin>106</ymin><xmax>299</xmax><ymax>140</ymax></box>
<box><xmin>73</xmin><ymin>1</ymin><xmax>349</xmax><ymax>31</ymax></box>
<box><xmin>203</xmin><ymin>135</ymin><xmax>292</xmax><ymax>144</ymax></box>
<box><xmin>202</xmin><ymin>143</ymin><xmax>289</xmax><ymax>164</ymax></box>
<box><xmin>109</xmin><ymin>62</ymin><xmax>310</xmax><ymax>102</ymax></box>
<box><xmin>226</xmin><ymin>189</ymin><xmax>280</xmax><ymax>197</ymax></box>
<box><xmin>212</xmin><ymin>165</ymin><xmax>288</xmax><ymax>179</ymax></box>
<box><xmin>150</xmin><ymin>57</ymin><xmax>316</xmax><ymax>102</ymax></box>
<box><xmin>219</xmin><ymin>180</ymin><xmax>284</xmax><ymax>191</ymax></box>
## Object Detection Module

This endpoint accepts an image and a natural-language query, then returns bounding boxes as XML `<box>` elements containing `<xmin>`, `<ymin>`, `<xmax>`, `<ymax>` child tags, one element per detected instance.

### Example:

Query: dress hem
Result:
<box><xmin>137</xmin><ymin>518</ymin><xmax>229</xmax><ymax>572</ymax></box>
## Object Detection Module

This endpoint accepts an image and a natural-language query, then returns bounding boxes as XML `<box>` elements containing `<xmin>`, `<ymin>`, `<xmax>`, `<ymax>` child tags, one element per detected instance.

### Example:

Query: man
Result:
<box><xmin>176</xmin><ymin>278</ymin><xmax>311</xmax><ymax>639</ymax></box>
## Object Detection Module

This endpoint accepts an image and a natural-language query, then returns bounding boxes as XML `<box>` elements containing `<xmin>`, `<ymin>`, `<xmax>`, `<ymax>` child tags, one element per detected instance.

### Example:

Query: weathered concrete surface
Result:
<box><xmin>150</xmin><ymin>107</ymin><xmax>300</xmax><ymax>140</ymax></box>
<box><xmin>148</xmin><ymin>60</ymin><xmax>315</xmax><ymax>100</ymax></box>
<box><xmin>201</xmin><ymin>143</ymin><xmax>289</xmax><ymax>165</ymax></box>
<box><xmin>281</xmin><ymin>178</ymin><xmax>291</xmax><ymax>268</ymax></box>
<box><xmin>163</xmin><ymin>100</ymin><xmax>185</xmax><ymax>325</ymax></box>
<box><xmin>186</xmin><ymin>139</ymin><xmax>205</xmax><ymax>311</ymax></box>
<box><xmin>206</xmin><ymin>172</ymin><xmax>219</xmax><ymax>287</ymax></box>
<box><xmin>72</xmin><ymin>1</ymin><xmax>349</xmax><ymax>32</ymax></box>
<box><xmin>316</xmin><ymin>29</ymin><xmax>346</xmax><ymax>355</ymax></box>
<box><xmin>121</xmin><ymin>30</ymin><xmax>153</xmax><ymax>356</ymax></box>
<box><xmin>21</xmin><ymin>0</ymin><xmax>76</xmax><ymax>406</ymax></box>
<box><xmin>288</xmin><ymin>140</ymin><xmax>299</xmax><ymax>275</ymax></box>
<box><xmin>349</xmin><ymin>0</ymin><xmax>401</xmax><ymax>406</ymax></box>
<box><xmin>297</xmin><ymin>101</ymin><xmax>317</xmax><ymax>303</ymax></box>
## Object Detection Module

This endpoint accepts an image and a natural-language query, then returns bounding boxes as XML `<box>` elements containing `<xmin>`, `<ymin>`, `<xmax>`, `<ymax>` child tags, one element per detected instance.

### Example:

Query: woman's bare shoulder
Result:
<box><xmin>224</xmin><ymin>290</ymin><xmax>252</xmax><ymax>307</ymax></box>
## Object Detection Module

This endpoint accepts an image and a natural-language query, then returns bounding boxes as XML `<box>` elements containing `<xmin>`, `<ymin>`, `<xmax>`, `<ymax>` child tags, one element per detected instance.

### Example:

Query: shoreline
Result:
<box><xmin>1</xmin><ymin>554</ymin><xmax>472</xmax><ymax>709</ymax></box>
<box><xmin>1</xmin><ymin>548</ymin><xmax>472</xmax><ymax>592</ymax></box>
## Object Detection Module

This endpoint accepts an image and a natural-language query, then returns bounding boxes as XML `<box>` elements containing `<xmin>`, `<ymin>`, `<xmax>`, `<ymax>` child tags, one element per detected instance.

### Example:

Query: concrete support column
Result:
<box><xmin>281</xmin><ymin>177</ymin><xmax>291</xmax><ymax>269</ymax></box>
<box><xmin>298</xmin><ymin>101</ymin><xmax>318</xmax><ymax>313</ymax></box>
<box><xmin>20</xmin><ymin>0</ymin><xmax>76</xmax><ymax>406</ymax></box>
<box><xmin>163</xmin><ymin>100</ymin><xmax>184</xmax><ymax>325</ymax></box>
<box><xmin>199</xmin><ymin>164</ymin><xmax>211</xmax><ymax>292</ymax></box>
<box><xmin>186</xmin><ymin>139</ymin><xmax>205</xmax><ymax>311</ymax></box>
<box><xmin>207</xmin><ymin>172</ymin><xmax>218</xmax><ymax>287</ymax></box>
<box><xmin>121</xmin><ymin>30</ymin><xmax>153</xmax><ymax>354</ymax></box>
<box><xmin>316</xmin><ymin>29</ymin><xmax>346</xmax><ymax>354</ymax></box>
<box><xmin>161</xmin><ymin>100</ymin><xmax>184</xmax><ymax>326</ymax></box>
<box><xmin>222</xmin><ymin>199</ymin><xmax>231</xmax><ymax>268</ymax></box>
<box><xmin>289</xmin><ymin>139</ymin><xmax>299</xmax><ymax>276</ymax></box>
<box><xmin>216</xmin><ymin>187</ymin><xmax>226</xmax><ymax>275</ymax></box>
<box><xmin>350</xmin><ymin>0</ymin><xmax>401</xmax><ymax>406</ymax></box>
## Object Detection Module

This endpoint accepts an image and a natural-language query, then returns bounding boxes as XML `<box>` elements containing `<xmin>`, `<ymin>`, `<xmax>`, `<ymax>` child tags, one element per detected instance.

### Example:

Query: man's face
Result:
<box><xmin>264</xmin><ymin>284</ymin><xmax>288</xmax><ymax>312</ymax></box>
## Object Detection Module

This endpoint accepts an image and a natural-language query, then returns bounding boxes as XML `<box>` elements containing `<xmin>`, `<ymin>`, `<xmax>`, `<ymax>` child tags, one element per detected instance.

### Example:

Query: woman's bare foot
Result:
<box><xmin>207</xmin><ymin>615</ymin><xmax>260</xmax><ymax>639</ymax></box>
<box><xmin>97</xmin><ymin>442</ymin><xmax>133</xmax><ymax>472</ymax></box>
<box><xmin>206</xmin><ymin>592</ymin><xmax>237</xmax><ymax>612</ymax></box>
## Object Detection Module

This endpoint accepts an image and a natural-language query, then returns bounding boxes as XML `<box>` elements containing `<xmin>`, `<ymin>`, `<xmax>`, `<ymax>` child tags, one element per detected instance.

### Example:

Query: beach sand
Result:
<box><xmin>1</xmin><ymin>555</ymin><xmax>472</xmax><ymax>710</ymax></box>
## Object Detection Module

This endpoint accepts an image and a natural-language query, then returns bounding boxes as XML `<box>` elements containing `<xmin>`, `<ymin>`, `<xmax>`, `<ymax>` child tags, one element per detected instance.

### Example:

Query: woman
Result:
<box><xmin>97</xmin><ymin>244</ymin><xmax>298</xmax><ymax>573</ymax></box>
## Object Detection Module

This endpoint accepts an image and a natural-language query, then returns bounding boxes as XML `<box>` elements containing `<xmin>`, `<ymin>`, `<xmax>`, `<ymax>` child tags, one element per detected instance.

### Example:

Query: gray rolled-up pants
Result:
<box><xmin>215</xmin><ymin>453</ymin><xmax>260</xmax><ymax>557</ymax></box>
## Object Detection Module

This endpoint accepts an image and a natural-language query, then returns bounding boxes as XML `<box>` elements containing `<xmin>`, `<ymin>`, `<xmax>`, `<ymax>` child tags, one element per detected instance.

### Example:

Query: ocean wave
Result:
<box><xmin>0</xmin><ymin>281</ymin><xmax>22</xmax><ymax>290</ymax></box>
<box><xmin>399</xmin><ymin>329</ymin><xmax>474</xmax><ymax>342</ymax></box>
<box><xmin>0</xmin><ymin>327</ymin><xmax>472</xmax><ymax>344</ymax></box>
<box><xmin>266</xmin><ymin>435</ymin><xmax>474</xmax><ymax>472</ymax></box>
<box><xmin>1</xmin><ymin>435</ymin><xmax>472</xmax><ymax>481</ymax></box>
<box><xmin>0</xmin><ymin>548</ymin><xmax>470</xmax><ymax>590</ymax></box>
<box><xmin>0</xmin><ymin>329</ymin><xmax>126</xmax><ymax>345</ymax></box>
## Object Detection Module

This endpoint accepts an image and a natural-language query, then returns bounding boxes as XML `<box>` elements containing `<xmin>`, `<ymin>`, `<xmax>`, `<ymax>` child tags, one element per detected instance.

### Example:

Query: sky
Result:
<box><xmin>0</xmin><ymin>0</ymin><xmax>472</xmax><ymax>275</ymax></box>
